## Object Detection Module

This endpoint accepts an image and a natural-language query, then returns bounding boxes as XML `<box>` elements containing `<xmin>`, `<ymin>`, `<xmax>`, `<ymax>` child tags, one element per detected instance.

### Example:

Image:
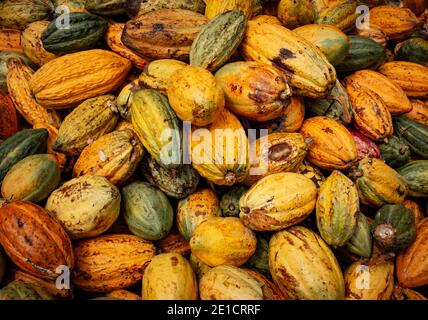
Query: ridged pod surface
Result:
<box><xmin>53</xmin><ymin>95</ymin><xmax>119</xmax><ymax>155</ymax></box>
<box><xmin>349</xmin><ymin>158</ymin><xmax>408</xmax><ymax>207</ymax></box>
<box><xmin>215</xmin><ymin>61</ymin><xmax>291</xmax><ymax>122</ymax></box>
<box><xmin>41</xmin><ymin>13</ymin><xmax>108</xmax><ymax>55</ymax></box>
<box><xmin>1</xmin><ymin>154</ymin><xmax>60</xmax><ymax>202</ymax></box>
<box><xmin>277</xmin><ymin>0</ymin><xmax>315</xmax><ymax>29</ymax></box>
<box><xmin>139</xmin><ymin>59</ymin><xmax>187</xmax><ymax>94</ymax></box>
<box><xmin>240</xmin><ymin>20</ymin><xmax>337</xmax><ymax>98</ymax></box>
<box><xmin>314</xmin><ymin>0</ymin><xmax>358</xmax><ymax>32</ymax></box>
<box><xmin>240</xmin><ymin>172</ymin><xmax>317</xmax><ymax>231</ymax></box>
<box><xmin>0</xmin><ymin>0</ymin><xmax>53</xmax><ymax>30</ymax></box>
<box><xmin>299</xmin><ymin>116</ymin><xmax>357</xmax><ymax>170</ymax></box>
<box><xmin>344</xmin><ymin>260</ymin><xmax>394</xmax><ymax>300</ymax></box>
<box><xmin>316</xmin><ymin>170</ymin><xmax>359</xmax><ymax>247</ymax></box>
<box><xmin>344</xmin><ymin>70</ymin><xmax>412</xmax><ymax>115</ymax></box>
<box><xmin>104</xmin><ymin>22</ymin><xmax>148</xmax><ymax>69</ymax></box>
<box><xmin>6</xmin><ymin>58</ymin><xmax>61</xmax><ymax>128</ymax></box>
<box><xmin>190</xmin><ymin>10</ymin><xmax>246</xmax><ymax>72</ymax></box>
<box><xmin>121</xmin><ymin>181</ymin><xmax>173</xmax><ymax>241</ymax></box>
<box><xmin>394</xmin><ymin>116</ymin><xmax>428</xmax><ymax>159</ymax></box>
<box><xmin>0</xmin><ymin>28</ymin><xmax>23</xmax><ymax>52</ymax></box>
<box><xmin>245</xmin><ymin>133</ymin><xmax>308</xmax><ymax>185</ymax></box>
<box><xmin>142</xmin><ymin>253</ymin><xmax>198</xmax><ymax>300</ymax></box>
<box><xmin>397</xmin><ymin>161</ymin><xmax>428</xmax><ymax>197</ymax></box>
<box><xmin>168</xmin><ymin>65</ymin><xmax>225</xmax><ymax>126</ymax></box>
<box><xmin>0</xmin><ymin>201</ymin><xmax>74</xmax><ymax>280</ymax></box>
<box><xmin>404</xmin><ymin>100</ymin><xmax>428</xmax><ymax>126</ymax></box>
<box><xmin>204</xmin><ymin>0</ymin><xmax>255</xmax><ymax>19</ymax></box>
<box><xmin>177</xmin><ymin>188</ymin><xmax>221</xmax><ymax>240</ymax></box>
<box><xmin>346</xmin><ymin>213</ymin><xmax>372</xmax><ymax>258</ymax></box>
<box><xmin>141</xmin><ymin>155</ymin><xmax>200</xmax><ymax>199</ymax></box>
<box><xmin>73</xmin><ymin>129</ymin><xmax>144</xmax><ymax>185</ymax></box>
<box><xmin>189</xmin><ymin>217</ymin><xmax>256</xmax><ymax>267</ymax></box>
<box><xmin>46</xmin><ymin>175</ymin><xmax>121</xmax><ymax>239</ymax></box>
<box><xmin>378</xmin><ymin>61</ymin><xmax>428</xmax><ymax>98</ymax></box>
<box><xmin>0</xmin><ymin>128</ymin><xmax>48</xmax><ymax>182</ymax></box>
<box><xmin>125</xmin><ymin>0</ymin><xmax>206</xmax><ymax>17</ymax></box>
<box><xmin>199</xmin><ymin>265</ymin><xmax>264</xmax><ymax>300</ymax></box>
<box><xmin>344</xmin><ymin>80</ymin><xmax>393</xmax><ymax>141</ymax></box>
<box><xmin>0</xmin><ymin>93</ymin><xmax>18</xmax><ymax>140</ymax></box>
<box><xmin>0</xmin><ymin>281</ymin><xmax>53</xmax><ymax>300</ymax></box>
<box><xmin>30</xmin><ymin>49</ymin><xmax>131</xmax><ymax>108</ymax></box>
<box><xmin>21</xmin><ymin>21</ymin><xmax>57</xmax><ymax>66</ymax></box>
<box><xmin>73</xmin><ymin>234</ymin><xmax>155</xmax><ymax>292</ymax></box>
<box><xmin>269</xmin><ymin>226</ymin><xmax>345</xmax><ymax>300</ymax></box>
<box><xmin>131</xmin><ymin>89</ymin><xmax>182</xmax><ymax>168</ymax></box>
<box><xmin>396</xmin><ymin>218</ymin><xmax>428</xmax><ymax>288</ymax></box>
<box><xmin>189</xmin><ymin>109</ymin><xmax>249</xmax><ymax>185</ymax></box>
<box><xmin>369</xmin><ymin>5</ymin><xmax>420</xmax><ymax>40</ymax></box>
<box><xmin>293</xmin><ymin>24</ymin><xmax>349</xmax><ymax>66</ymax></box>
<box><xmin>122</xmin><ymin>9</ymin><xmax>208</xmax><ymax>61</ymax></box>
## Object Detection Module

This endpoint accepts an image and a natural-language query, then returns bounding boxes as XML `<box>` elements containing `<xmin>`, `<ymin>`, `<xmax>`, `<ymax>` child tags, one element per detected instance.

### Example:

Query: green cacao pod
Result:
<box><xmin>293</xmin><ymin>24</ymin><xmax>349</xmax><ymax>66</ymax></box>
<box><xmin>379</xmin><ymin>135</ymin><xmax>411</xmax><ymax>168</ymax></box>
<box><xmin>219</xmin><ymin>185</ymin><xmax>248</xmax><ymax>217</ymax></box>
<box><xmin>316</xmin><ymin>170</ymin><xmax>359</xmax><ymax>247</ymax></box>
<box><xmin>42</xmin><ymin>13</ymin><xmax>108</xmax><ymax>55</ymax></box>
<box><xmin>85</xmin><ymin>0</ymin><xmax>126</xmax><ymax>16</ymax></box>
<box><xmin>0</xmin><ymin>0</ymin><xmax>53</xmax><ymax>30</ymax></box>
<box><xmin>305</xmin><ymin>80</ymin><xmax>353</xmax><ymax>124</ymax></box>
<box><xmin>335</xmin><ymin>35</ymin><xmax>386</xmax><ymax>73</ymax></box>
<box><xmin>46</xmin><ymin>175</ymin><xmax>121</xmax><ymax>239</ymax></box>
<box><xmin>0</xmin><ymin>281</ymin><xmax>53</xmax><ymax>300</ymax></box>
<box><xmin>372</xmin><ymin>204</ymin><xmax>416</xmax><ymax>252</ymax></box>
<box><xmin>140</xmin><ymin>155</ymin><xmax>200</xmax><ymax>199</ymax></box>
<box><xmin>349</xmin><ymin>157</ymin><xmax>408</xmax><ymax>207</ymax></box>
<box><xmin>124</xmin><ymin>0</ymin><xmax>205</xmax><ymax>18</ymax></box>
<box><xmin>190</xmin><ymin>10</ymin><xmax>245</xmax><ymax>72</ymax></box>
<box><xmin>395</xmin><ymin>38</ymin><xmax>428</xmax><ymax>66</ymax></box>
<box><xmin>394</xmin><ymin>116</ymin><xmax>428</xmax><ymax>159</ymax></box>
<box><xmin>269</xmin><ymin>226</ymin><xmax>345</xmax><ymax>300</ymax></box>
<box><xmin>121</xmin><ymin>181</ymin><xmax>173</xmax><ymax>241</ymax></box>
<box><xmin>131</xmin><ymin>89</ymin><xmax>182</xmax><ymax>169</ymax></box>
<box><xmin>0</xmin><ymin>51</ymin><xmax>37</xmax><ymax>92</ymax></box>
<box><xmin>0</xmin><ymin>128</ymin><xmax>48</xmax><ymax>182</ymax></box>
<box><xmin>314</xmin><ymin>0</ymin><xmax>358</xmax><ymax>32</ymax></box>
<box><xmin>176</xmin><ymin>188</ymin><xmax>221</xmax><ymax>241</ymax></box>
<box><xmin>245</xmin><ymin>232</ymin><xmax>270</xmax><ymax>277</ymax></box>
<box><xmin>1</xmin><ymin>154</ymin><xmax>60</xmax><ymax>202</ymax></box>
<box><xmin>346</xmin><ymin>212</ymin><xmax>372</xmax><ymax>258</ymax></box>
<box><xmin>397</xmin><ymin>160</ymin><xmax>428</xmax><ymax>197</ymax></box>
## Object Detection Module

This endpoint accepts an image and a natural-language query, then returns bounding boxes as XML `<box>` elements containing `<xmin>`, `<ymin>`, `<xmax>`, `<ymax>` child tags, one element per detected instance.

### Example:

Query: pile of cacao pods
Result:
<box><xmin>0</xmin><ymin>0</ymin><xmax>428</xmax><ymax>301</ymax></box>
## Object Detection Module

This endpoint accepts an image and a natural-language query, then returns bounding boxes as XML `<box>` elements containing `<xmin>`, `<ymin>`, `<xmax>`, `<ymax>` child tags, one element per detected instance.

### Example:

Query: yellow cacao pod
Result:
<box><xmin>369</xmin><ymin>5</ymin><xmax>420</xmax><ymax>40</ymax></box>
<box><xmin>344</xmin><ymin>70</ymin><xmax>412</xmax><ymax>115</ymax></box>
<box><xmin>189</xmin><ymin>217</ymin><xmax>257</xmax><ymax>267</ymax></box>
<box><xmin>139</xmin><ymin>59</ymin><xmax>187</xmax><ymax>94</ymax></box>
<box><xmin>204</xmin><ymin>0</ymin><xmax>255</xmax><ymax>19</ymax></box>
<box><xmin>142</xmin><ymin>253</ymin><xmax>198</xmax><ymax>300</ymax></box>
<box><xmin>240</xmin><ymin>20</ymin><xmax>336</xmax><ymax>98</ymax></box>
<box><xmin>404</xmin><ymin>100</ymin><xmax>428</xmax><ymax>126</ymax></box>
<box><xmin>189</xmin><ymin>109</ymin><xmax>249</xmax><ymax>185</ymax></box>
<box><xmin>72</xmin><ymin>234</ymin><xmax>155</xmax><ymax>292</ymax></box>
<box><xmin>21</xmin><ymin>21</ymin><xmax>57</xmax><ymax>66</ymax></box>
<box><xmin>378</xmin><ymin>61</ymin><xmax>428</xmax><ymax>98</ymax></box>
<box><xmin>345</xmin><ymin>260</ymin><xmax>395</xmax><ymax>300</ymax></box>
<box><xmin>240</xmin><ymin>172</ymin><xmax>317</xmax><ymax>231</ymax></box>
<box><xmin>53</xmin><ymin>95</ymin><xmax>119</xmax><ymax>155</ymax></box>
<box><xmin>316</xmin><ymin>170</ymin><xmax>359</xmax><ymax>247</ymax></box>
<box><xmin>176</xmin><ymin>188</ymin><xmax>221</xmax><ymax>241</ymax></box>
<box><xmin>30</xmin><ymin>49</ymin><xmax>131</xmax><ymax>108</ymax></box>
<box><xmin>46</xmin><ymin>175</ymin><xmax>121</xmax><ymax>239</ymax></box>
<box><xmin>168</xmin><ymin>65</ymin><xmax>225</xmax><ymax>126</ymax></box>
<box><xmin>73</xmin><ymin>129</ymin><xmax>144</xmax><ymax>185</ymax></box>
<box><xmin>244</xmin><ymin>132</ymin><xmax>309</xmax><ymax>185</ymax></box>
<box><xmin>343</xmin><ymin>79</ymin><xmax>393</xmax><ymax>142</ymax></box>
<box><xmin>299</xmin><ymin>116</ymin><xmax>357</xmax><ymax>170</ymax></box>
<box><xmin>215</xmin><ymin>61</ymin><xmax>291</xmax><ymax>122</ymax></box>
<box><xmin>269</xmin><ymin>226</ymin><xmax>345</xmax><ymax>300</ymax></box>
